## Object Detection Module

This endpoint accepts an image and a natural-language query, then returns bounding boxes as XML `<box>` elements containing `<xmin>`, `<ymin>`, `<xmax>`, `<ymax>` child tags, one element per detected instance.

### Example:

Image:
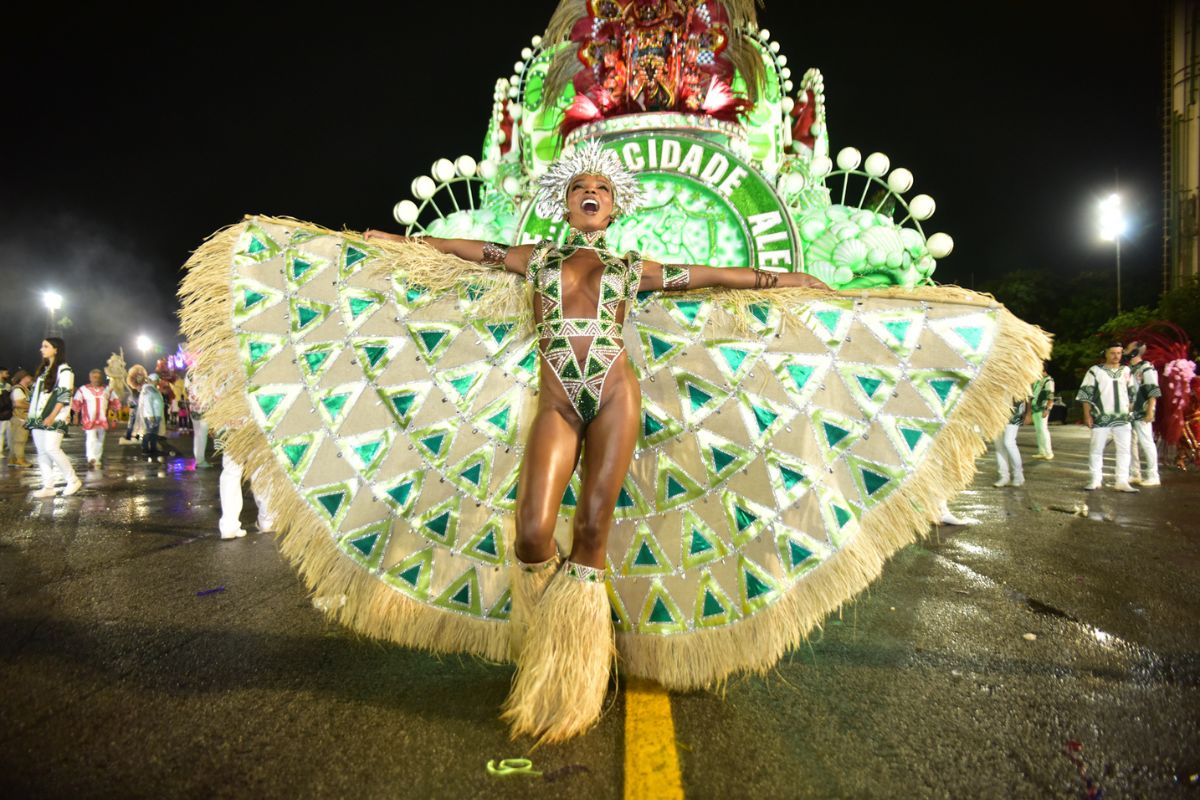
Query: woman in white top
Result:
<box><xmin>26</xmin><ymin>338</ymin><xmax>81</xmax><ymax>498</ymax></box>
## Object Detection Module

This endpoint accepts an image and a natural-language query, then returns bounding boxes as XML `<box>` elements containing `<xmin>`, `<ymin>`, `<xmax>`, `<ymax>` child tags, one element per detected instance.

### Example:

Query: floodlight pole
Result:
<box><xmin>1115</xmin><ymin>234</ymin><xmax>1122</xmax><ymax>315</ymax></box>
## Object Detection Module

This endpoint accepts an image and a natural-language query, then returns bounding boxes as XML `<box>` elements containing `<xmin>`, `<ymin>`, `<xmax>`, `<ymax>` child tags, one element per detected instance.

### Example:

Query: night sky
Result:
<box><xmin>1</xmin><ymin>2</ymin><xmax>1165</xmax><ymax>377</ymax></box>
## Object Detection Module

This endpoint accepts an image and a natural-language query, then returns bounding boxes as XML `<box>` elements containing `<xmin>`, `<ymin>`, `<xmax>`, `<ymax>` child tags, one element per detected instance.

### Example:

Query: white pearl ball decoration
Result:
<box><xmin>863</xmin><ymin>152</ymin><xmax>890</xmax><ymax>177</ymax></box>
<box><xmin>431</xmin><ymin>159</ymin><xmax>456</xmax><ymax>183</ymax></box>
<box><xmin>394</xmin><ymin>200</ymin><xmax>419</xmax><ymax>226</ymax></box>
<box><xmin>520</xmin><ymin>47</ymin><xmax>533</xmax><ymax>60</ymax></box>
<box><xmin>758</xmin><ymin>28</ymin><xmax>770</xmax><ymax>40</ymax></box>
<box><xmin>909</xmin><ymin>194</ymin><xmax>936</xmax><ymax>221</ymax></box>
<box><xmin>809</xmin><ymin>156</ymin><xmax>833</xmax><ymax>178</ymax></box>
<box><xmin>783</xmin><ymin>172</ymin><xmax>806</xmax><ymax>194</ymax></box>
<box><xmin>478</xmin><ymin>160</ymin><xmax>498</xmax><ymax>180</ymax></box>
<box><xmin>836</xmin><ymin>147</ymin><xmax>862</xmax><ymax>171</ymax></box>
<box><xmin>502</xmin><ymin>176</ymin><xmax>521</xmax><ymax>195</ymax></box>
<box><xmin>887</xmin><ymin>168</ymin><xmax>914</xmax><ymax>194</ymax></box>
<box><xmin>926</xmin><ymin>232</ymin><xmax>955</xmax><ymax>258</ymax></box>
<box><xmin>781</xmin><ymin>97</ymin><xmax>794</xmax><ymax>113</ymax></box>
<box><xmin>412</xmin><ymin>176</ymin><xmax>437</xmax><ymax>200</ymax></box>
<box><xmin>531</xmin><ymin>35</ymin><xmax>542</xmax><ymax>47</ymax></box>
<box><xmin>454</xmin><ymin>155</ymin><xmax>477</xmax><ymax>178</ymax></box>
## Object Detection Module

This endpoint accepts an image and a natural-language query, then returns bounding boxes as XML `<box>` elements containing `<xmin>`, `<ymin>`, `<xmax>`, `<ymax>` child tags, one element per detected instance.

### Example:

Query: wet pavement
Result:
<box><xmin>0</xmin><ymin>425</ymin><xmax>1197</xmax><ymax>798</ymax></box>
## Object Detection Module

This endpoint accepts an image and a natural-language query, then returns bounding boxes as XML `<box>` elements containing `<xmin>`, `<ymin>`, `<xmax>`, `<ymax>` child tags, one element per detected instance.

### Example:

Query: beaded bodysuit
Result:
<box><xmin>527</xmin><ymin>228</ymin><xmax>644</xmax><ymax>422</ymax></box>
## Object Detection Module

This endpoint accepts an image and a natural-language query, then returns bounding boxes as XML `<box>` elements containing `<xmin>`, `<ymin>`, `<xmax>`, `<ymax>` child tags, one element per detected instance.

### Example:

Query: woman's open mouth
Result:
<box><xmin>581</xmin><ymin>198</ymin><xmax>600</xmax><ymax>213</ymax></box>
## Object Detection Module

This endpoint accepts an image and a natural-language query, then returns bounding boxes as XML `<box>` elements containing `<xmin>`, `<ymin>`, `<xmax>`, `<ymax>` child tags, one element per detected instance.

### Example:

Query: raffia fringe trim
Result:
<box><xmin>618</xmin><ymin>294</ymin><xmax>1053</xmax><ymax>690</ymax></box>
<box><xmin>180</xmin><ymin>215</ymin><xmax>1053</xmax><ymax>689</ymax></box>
<box><xmin>179</xmin><ymin>216</ymin><xmax>513</xmax><ymax>662</ymax></box>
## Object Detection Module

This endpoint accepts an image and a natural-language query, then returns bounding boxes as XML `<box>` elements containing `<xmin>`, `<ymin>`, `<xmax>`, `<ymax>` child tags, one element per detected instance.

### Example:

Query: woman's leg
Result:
<box><xmin>46</xmin><ymin>431</ymin><xmax>79</xmax><ymax>490</ymax></box>
<box><xmin>571</xmin><ymin>365</ymin><xmax>641</xmax><ymax>567</ymax></box>
<box><xmin>502</xmin><ymin>363</ymin><xmax>639</xmax><ymax>743</ymax></box>
<box><xmin>513</xmin><ymin>404</ymin><xmax>583</xmax><ymax>563</ymax></box>
<box><xmin>508</xmin><ymin>402</ymin><xmax>582</xmax><ymax>657</ymax></box>
<box><xmin>32</xmin><ymin>429</ymin><xmax>56</xmax><ymax>490</ymax></box>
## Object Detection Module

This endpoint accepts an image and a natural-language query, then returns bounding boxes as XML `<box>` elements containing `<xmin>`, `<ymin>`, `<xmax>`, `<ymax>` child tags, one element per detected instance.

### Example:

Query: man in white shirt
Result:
<box><xmin>1076</xmin><ymin>343</ymin><xmax>1137</xmax><ymax>492</ymax></box>
<box><xmin>994</xmin><ymin>397</ymin><xmax>1031</xmax><ymax>487</ymax></box>
<box><xmin>1125</xmin><ymin>340</ymin><xmax>1162</xmax><ymax>487</ymax></box>
<box><xmin>1030</xmin><ymin>371</ymin><xmax>1055</xmax><ymax>459</ymax></box>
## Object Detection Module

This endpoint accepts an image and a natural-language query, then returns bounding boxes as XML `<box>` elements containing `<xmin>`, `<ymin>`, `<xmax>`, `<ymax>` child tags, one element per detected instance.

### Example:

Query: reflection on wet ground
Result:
<box><xmin>0</xmin><ymin>425</ymin><xmax>1197</xmax><ymax>798</ymax></box>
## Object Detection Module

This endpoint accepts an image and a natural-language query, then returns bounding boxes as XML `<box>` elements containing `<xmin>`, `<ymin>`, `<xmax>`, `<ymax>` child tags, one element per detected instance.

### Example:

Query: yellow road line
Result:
<box><xmin>623</xmin><ymin>677</ymin><xmax>684</xmax><ymax>800</ymax></box>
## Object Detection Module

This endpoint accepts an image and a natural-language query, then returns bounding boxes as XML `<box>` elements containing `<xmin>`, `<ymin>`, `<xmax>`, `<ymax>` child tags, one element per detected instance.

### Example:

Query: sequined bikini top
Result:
<box><xmin>527</xmin><ymin>228</ymin><xmax>644</xmax><ymax>340</ymax></box>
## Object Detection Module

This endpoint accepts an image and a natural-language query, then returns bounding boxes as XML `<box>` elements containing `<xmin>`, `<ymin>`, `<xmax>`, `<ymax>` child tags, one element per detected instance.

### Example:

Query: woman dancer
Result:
<box><xmin>27</xmin><ymin>338</ymin><xmax>81</xmax><ymax>498</ymax></box>
<box><xmin>367</xmin><ymin>141</ymin><xmax>827</xmax><ymax>742</ymax></box>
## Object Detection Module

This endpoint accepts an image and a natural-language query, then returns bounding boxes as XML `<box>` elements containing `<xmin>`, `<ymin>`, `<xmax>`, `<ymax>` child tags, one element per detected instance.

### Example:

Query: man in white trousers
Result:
<box><xmin>218</xmin><ymin>445</ymin><xmax>275</xmax><ymax>539</ymax></box>
<box><xmin>1125</xmin><ymin>341</ymin><xmax>1162</xmax><ymax>487</ymax></box>
<box><xmin>994</xmin><ymin>397</ymin><xmax>1030</xmax><ymax>487</ymax></box>
<box><xmin>1077</xmin><ymin>343</ymin><xmax>1138</xmax><ymax>492</ymax></box>
<box><xmin>71</xmin><ymin>369</ymin><xmax>122</xmax><ymax>468</ymax></box>
<box><xmin>1030</xmin><ymin>371</ymin><xmax>1055</xmax><ymax>459</ymax></box>
<box><xmin>184</xmin><ymin>369</ymin><xmax>211</xmax><ymax>468</ymax></box>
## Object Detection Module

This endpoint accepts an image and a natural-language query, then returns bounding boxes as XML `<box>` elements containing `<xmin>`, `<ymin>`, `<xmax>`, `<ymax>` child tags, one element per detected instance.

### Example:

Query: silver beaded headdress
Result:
<box><xmin>534</xmin><ymin>139</ymin><xmax>645</xmax><ymax>221</ymax></box>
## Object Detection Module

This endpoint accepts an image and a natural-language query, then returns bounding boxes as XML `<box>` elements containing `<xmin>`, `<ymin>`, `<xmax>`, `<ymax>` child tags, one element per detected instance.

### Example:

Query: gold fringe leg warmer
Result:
<box><xmin>500</xmin><ymin>562</ymin><xmax>615</xmax><ymax>745</ymax></box>
<box><xmin>508</xmin><ymin>554</ymin><xmax>561</xmax><ymax>659</ymax></box>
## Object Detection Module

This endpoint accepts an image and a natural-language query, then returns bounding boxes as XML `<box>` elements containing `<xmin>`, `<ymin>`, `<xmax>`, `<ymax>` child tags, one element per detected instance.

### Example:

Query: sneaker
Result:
<box><xmin>1113</xmin><ymin>483</ymin><xmax>1139</xmax><ymax>493</ymax></box>
<box><xmin>993</xmin><ymin>478</ymin><xmax>1011</xmax><ymax>488</ymax></box>
<box><xmin>1084</xmin><ymin>483</ymin><xmax>1101</xmax><ymax>491</ymax></box>
<box><xmin>118</xmin><ymin>437</ymin><xmax>134</xmax><ymax>445</ymax></box>
<box><xmin>32</xmin><ymin>487</ymin><xmax>57</xmax><ymax>498</ymax></box>
<box><xmin>1043</xmin><ymin>454</ymin><xmax>1054</xmax><ymax>460</ymax></box>
<box><xmin>219</xmin><ymin>528</ymin><xmax>248</xmax><ymax>540</ymax></box>
<box><xmin>1032</xmin><ymin>454</ymin><xmax>1048</xmax><ymax>460</ymax></box>
<box><xmin>1011</xmin><ymin>477</ymin><xmax>1025</xmax><ymax>487</ymax></box>
<box><xmin>1139</xmin><ymin>478</ymin><xmax>1161</xmax><ymax>487</ymax></box>
<box><xmin>939</xmin><ymin>511</ymin><xmax>979</xmax><ymax>526</ymax></box>
<box><xmin>62</xmin><ymin>479</ymin><xmax>83</xmax><ymax>497</ymax></box>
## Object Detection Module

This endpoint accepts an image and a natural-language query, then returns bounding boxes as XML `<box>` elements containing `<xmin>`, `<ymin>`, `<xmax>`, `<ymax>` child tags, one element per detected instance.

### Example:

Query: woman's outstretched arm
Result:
<box><xmin>639</xmin><ymin>259</ymin><xmax>830</xmax><ymax>291</ymax></box>
<box><xmin>363</xmin><ymin>230</ymin><xmax>533</xmax><ymax>276</ymax></box>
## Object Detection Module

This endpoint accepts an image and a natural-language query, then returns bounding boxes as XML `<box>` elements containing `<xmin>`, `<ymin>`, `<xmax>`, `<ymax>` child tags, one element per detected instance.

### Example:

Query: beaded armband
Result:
<box><xmin>563</xmin><ymin>562</ymin><xmax>606</xmax><ymax>583</ymax></box>
<box><xmin>481</xmin><ymin>241</ymin><xmax>510</xmax><ymax>267</ymax></box>
<box><xmin>662</xmin><ymin>264</ymin><xmax>690</xmax><ymax>291</ymax></box>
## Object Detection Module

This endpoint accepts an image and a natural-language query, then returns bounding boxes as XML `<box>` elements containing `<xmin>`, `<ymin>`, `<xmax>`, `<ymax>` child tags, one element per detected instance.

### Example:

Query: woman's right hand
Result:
<box><xmin>363</xmin><ymin>229</ymin><xmax>410</xmax><ymax>243</ymax></box>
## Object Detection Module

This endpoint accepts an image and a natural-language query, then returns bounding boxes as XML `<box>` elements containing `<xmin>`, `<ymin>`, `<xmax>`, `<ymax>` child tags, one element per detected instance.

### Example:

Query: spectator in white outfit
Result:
<box><xmin>184</xmin><ymin>369</ymin><xmax>211</xmax><ymax>468</ymax></box>
<box><xmin>1030</xmin><ymin>371</ymin><xmax>1055</xmax><ymax>459</ymax></box>
<box><xmin>218</xmin><ymin>450</ymin><xmax>276</xmax><ymax>539</ymax></box>
<box><xmin>71</xmin><ymin>369</ymin><xmax>121</xmax><ymax>468</ymax></box>
<box><xmin>1077</xmin><ymin>343</ymin><xmax>1138</xmax><ymax>492</ymax></box>
<box><xmin>26</xmin><ymin>338</ymin><xmax>81</xmax><ymax>498</ymax></box>
<box><xmin>1125</xmin><ymin>341</ymin><xmax>1162</xmax><ymax>487</ymax></box>
<box><xmin>994</xmin><ymin>398</ymin><xmax>1030</xmax><ymax>487</ymax></box>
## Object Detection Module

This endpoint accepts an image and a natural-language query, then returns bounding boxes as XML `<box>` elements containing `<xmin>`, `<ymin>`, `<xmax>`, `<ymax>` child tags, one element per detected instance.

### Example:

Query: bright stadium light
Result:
<box><xmin>136</xmin><ymin>334</ymin><xmax>152</xmax><ymax>356</ymax></box>
<box><xmin>43</xmin><ymin>291</ymin><xmax>64</xmax><ymax>336</ymax></box>
<box><xmin>1097</xmin><ymin>194</ymin><xmax>1125</xmax><ymax>241</ymax></box>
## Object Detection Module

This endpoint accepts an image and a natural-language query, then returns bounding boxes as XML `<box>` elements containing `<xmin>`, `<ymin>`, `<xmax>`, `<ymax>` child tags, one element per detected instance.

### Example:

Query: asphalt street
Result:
<box><xmin>0</xmin><ymin>425</ymin><xmax>1197</xmax><ymax>798</ymax></box>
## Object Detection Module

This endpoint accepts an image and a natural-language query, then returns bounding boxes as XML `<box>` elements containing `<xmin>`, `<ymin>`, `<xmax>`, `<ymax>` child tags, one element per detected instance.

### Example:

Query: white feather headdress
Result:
<box><xmin>534</xmin><ymin>139</ymin><xmax>645</xmax><ymax>221</ymax></box>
